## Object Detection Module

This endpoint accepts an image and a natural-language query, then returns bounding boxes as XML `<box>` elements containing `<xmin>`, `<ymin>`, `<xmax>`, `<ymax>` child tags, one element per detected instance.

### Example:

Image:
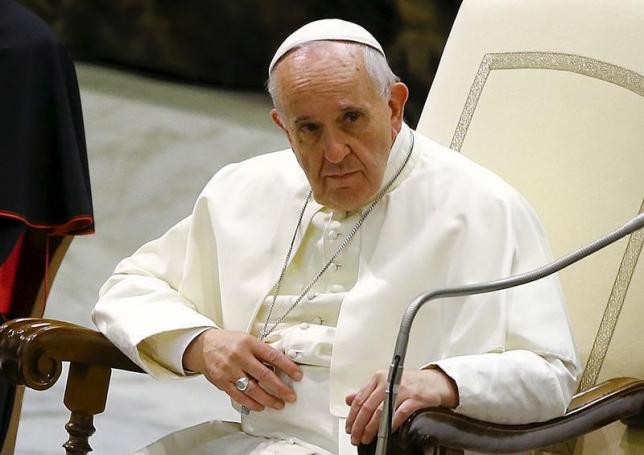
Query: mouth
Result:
<box><xmin>323</xmin><ymin>171</ymin><xmax>363</xmax><ymax>191</ymax></box>
<box><xmin>322</xmin><ymin>170</ymin><xmax>360</xmax><ymax>178</ymax></box>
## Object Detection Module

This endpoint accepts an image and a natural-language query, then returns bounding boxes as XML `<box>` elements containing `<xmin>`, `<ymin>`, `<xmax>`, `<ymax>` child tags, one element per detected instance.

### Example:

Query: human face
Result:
<box><xmin>271</xmin><ymin>42</ymin><xmax>408</xmax><ymax>211</ymax></box>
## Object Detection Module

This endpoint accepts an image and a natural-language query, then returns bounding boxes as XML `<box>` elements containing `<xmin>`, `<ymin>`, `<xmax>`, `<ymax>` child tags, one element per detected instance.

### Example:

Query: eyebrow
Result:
<box><xmin>293</xmin><ymin>116</ymin><xmax>315</xmax><ymax>125</ymax></box>
<box><xmin>293</xmin><ymin>105</ymin><xmax>366</xmax><ymax>124</ymax></box>
<box><xmin>339</xmin><ymin>105</ymin><xmax>364</xmax><ymax>112</ymax></box>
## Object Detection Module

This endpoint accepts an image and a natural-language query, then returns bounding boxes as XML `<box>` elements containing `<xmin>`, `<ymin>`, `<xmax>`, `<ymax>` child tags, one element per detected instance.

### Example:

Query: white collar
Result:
<box><xmin>379</xmin><ymin>122</ymin><xmax>414</xmax><ymax>196</ymax></box>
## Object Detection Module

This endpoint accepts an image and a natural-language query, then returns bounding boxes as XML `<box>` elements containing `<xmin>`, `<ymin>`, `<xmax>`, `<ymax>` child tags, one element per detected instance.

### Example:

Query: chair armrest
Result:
<box><xmin>0</xmin><ymin>318</ymin><xmax>145</xmax><ymax>454</ymax></box>
<box><xmin>393</xmin><ymin>377</ymin><xmax>644</xmax><ymax>453</ymax></box>
<box><xmin>0</xmin><ymin>318</ymin><xmax>143</xmax><ymax>391</ymax></box>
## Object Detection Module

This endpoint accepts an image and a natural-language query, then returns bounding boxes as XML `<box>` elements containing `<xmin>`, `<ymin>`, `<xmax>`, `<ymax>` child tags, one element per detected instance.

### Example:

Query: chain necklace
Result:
<box><xmin>259</xmin><ymin>130</ymin><xmax>415</xmax><ymax>341</ymax></box>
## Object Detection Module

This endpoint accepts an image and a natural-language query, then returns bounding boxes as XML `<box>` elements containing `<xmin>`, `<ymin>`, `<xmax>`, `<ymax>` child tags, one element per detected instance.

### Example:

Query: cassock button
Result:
<box><xmin>328</xmin><ymin>230</ymin><xmax>339</xmax><ymax>240</ymax></box>
<box><xmin>312</xmin><ymin>316</ymin><xmax>323</xmax><ymax>325</ymax></box>
<box><xmin>329</xmin><ymin>262</ymin><xmax>339</xmax><ymax>272</ymax></box>
<box><xmin>307</xmin><ymin>292</ymin><xmax>316</xmax><ymax>301</ymax></box>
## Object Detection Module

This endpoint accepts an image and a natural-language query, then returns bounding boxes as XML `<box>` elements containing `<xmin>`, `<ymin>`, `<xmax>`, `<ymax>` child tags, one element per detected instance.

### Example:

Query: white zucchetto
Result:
<box><xmin>268</xmin><ymin>18</ymin><xmax>385</xmax><ymax>74</ymax></box>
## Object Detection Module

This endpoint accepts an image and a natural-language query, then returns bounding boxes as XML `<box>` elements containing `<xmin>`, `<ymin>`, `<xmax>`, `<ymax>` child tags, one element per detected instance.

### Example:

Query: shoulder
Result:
<box><xmin>0</xmin><ymin>1</ymin><xmax>61</xmax><ymax>51</ymax></box>
<box><xmin>0</xmin><ymin>1</ymin><xmax>75</xmax><ymax>88</ymax></box>
<box><xmin>198</xmin><ymin>149</ymin><xmax>306</xmax><ymax>203</ymax></box>
<box><xmin>404</xmin><ymin>133</ymin><xmax>550</xmax><ymax>260</ymax></box>
<box><xmin>409</xmin><ymin>132</ymin><xmax>537</xmax><ymax>223</ymax></box>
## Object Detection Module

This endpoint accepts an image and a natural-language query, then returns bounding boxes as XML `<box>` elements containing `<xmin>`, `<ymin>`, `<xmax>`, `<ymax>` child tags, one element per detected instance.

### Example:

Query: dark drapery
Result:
<box><xmin>0</xmin><ymin>0</ymin><xmax>93</xmax><ymax>236</ymax></box>
<box><xmin>0</xmin><ymin>0</ymin><xmax>94</xmax><ymax>315</ymax></box>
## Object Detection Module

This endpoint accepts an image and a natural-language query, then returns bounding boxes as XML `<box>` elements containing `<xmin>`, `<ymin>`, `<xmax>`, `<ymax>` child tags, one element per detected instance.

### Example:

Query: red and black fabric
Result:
<box><xmin>0</xmin><ymin>1</ymin><xmax>94</xmax><ymax>447</ymax></box>
<box><xmin>0</xmin><ymin>220</ymin><xmax>25</xmax><ymax>315</ymax></box>
<box><xmin>0</xmin><ymin>0</ymin><xmax>94</xmax><ymax>317</ymax></box>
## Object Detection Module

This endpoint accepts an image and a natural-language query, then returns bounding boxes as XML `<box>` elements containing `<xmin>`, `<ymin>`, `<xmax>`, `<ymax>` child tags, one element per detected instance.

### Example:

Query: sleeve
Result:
<box><xmin>433</xmin><ymin>351</ymin><xmax>577</xmax><ymax>423</ymax></box>
<box><xmin>92</xmin><ymin>192</ymin><xmax>222</xmax><ymax>378</ymax></box>
<box><xmin>430</xmin><ymin>190</ymin><xmax>580</xmax><ymax>423</ymax></box>
<box><xmin>138</xmin><ymin>327</ymin><xmax>212</xmax><ymax>377</ymax></box>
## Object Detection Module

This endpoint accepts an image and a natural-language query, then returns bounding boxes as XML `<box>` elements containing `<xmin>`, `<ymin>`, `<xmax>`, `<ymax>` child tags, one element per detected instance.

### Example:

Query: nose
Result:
<box><xmin>323</xmin><ymin>129</ymin><xmax>350</xmax><ymax>164</ymax></box>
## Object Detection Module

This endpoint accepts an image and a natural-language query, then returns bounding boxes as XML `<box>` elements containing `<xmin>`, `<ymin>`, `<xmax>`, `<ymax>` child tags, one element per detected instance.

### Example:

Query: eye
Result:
<box><xmin>344</xmin><ymin>111</ymin><xmax>361</xmax><ymax>123</ymax></box>
<box><xmin>299</xmin><ymin>123</ymin><xmax>319</xmax><ymax>134</ymax></box>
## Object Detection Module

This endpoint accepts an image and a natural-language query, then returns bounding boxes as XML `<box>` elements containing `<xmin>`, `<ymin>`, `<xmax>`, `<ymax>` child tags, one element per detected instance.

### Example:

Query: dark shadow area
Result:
<box><xmin>18</xmin><ymin>0</ymin><xmax>462</xmax><ymax>126</ymax></box>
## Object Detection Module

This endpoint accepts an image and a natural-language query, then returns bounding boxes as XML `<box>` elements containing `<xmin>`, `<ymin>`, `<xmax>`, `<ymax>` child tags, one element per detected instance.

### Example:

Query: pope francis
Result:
<box><xmin>93</xmin><ymin>19</ymin><xmax>580</xmax><ymax>455</ymax></box>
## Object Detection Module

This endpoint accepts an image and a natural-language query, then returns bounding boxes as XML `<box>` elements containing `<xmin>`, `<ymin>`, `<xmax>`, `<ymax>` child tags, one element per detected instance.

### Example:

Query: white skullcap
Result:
<box><xmin>268</xmin><ymin>19</ymin><xmax>385</xmax><ymax>75</ymax></box>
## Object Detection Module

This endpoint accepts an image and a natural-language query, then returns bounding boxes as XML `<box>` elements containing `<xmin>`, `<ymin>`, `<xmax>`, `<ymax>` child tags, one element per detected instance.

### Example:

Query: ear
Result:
<box><xmin>388</xmin><ymin>82</ymin><xmax>409</xmax><ymax>136</ymax></box>
<box><xmin>271</xmin><ymin>108</ymin><xmax>295</xmax><ymax>147</ymax></box>
<box><xmin>271</xmin><ymin>108</ymin><xmax>287</xmax><ymax>133</ymax></box>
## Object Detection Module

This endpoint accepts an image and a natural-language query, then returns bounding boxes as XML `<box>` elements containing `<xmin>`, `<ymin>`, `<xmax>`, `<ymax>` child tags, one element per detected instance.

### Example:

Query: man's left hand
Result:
<box><xmin>344</xmin><ymin>368</ymin><xmax>459</xmax><ymax>446</ymax></box>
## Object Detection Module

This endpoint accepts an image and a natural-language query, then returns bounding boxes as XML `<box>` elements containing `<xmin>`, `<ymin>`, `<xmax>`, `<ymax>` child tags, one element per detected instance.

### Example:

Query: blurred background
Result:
<box><xmin>20</xmin><ymin>0</ymin><xmax>462</xmax><ymax>124</ymax></box>
<box><xmin>12</xmin><ymin>1</ymin><xmax>461</xmax><ymax>453</ymax></box>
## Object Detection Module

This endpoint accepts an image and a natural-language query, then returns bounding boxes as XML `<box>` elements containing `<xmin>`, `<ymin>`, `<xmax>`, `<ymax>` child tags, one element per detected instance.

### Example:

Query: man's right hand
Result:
<box><xmin>182</xmin><ymin>328</ymin><xmax>303</xmax><ymax>412</ymax></box>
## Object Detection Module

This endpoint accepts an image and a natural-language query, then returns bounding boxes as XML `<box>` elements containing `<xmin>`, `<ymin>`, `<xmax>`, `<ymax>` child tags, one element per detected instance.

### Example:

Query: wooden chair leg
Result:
<box><xmin>62</xmin><ymin>363</ymin><xmax>111</xmax><ymax>455</ymax></box>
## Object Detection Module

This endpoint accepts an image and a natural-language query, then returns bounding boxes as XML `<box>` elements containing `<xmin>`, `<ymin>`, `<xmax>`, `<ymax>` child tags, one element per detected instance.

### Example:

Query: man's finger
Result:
<box><xmin>392</xmin><ymin>399</ymin><xmax>423</xmax><ymax>431</ymax></box>
<box><xmin>360</xmin><ymin>398</ymin><xmax>422</xmax><ymax>445</ymax></box>
<box><xmin>242</xmin><ymin>378</ymin><xmax>285</xmax><ymax>410</ymax></box>
<box><xmin>359</xmin><ymin>403</ymin><xmax>383</xmax><ymax>445</ymax></box>
<box><xmin>349</xmin><ymin>386</ymin><xmax>385</xmax><ymax>446</ymax></box>
<box><xmin>253</xmin><ymin>341</ymin><xmax>303</xmax><ymax>381</ymax></box>
<box><xmin>346</xmin><ymin>375</ymin><xmax>378</xmax><ymax>432</ymax></box>
<box><xmin>241</xmin><ymin>356</ymin><xmax>298</xmax><ymax>403</ymax></box>
<box><xmin>223</xmin><ymin>383</ymin><xmax>265</xmax><ymax>413</ymax></box>
<box><xmin>345</xmin><ymin>392</ymin><xmax>357</xmax><ymax>406</ymax></box>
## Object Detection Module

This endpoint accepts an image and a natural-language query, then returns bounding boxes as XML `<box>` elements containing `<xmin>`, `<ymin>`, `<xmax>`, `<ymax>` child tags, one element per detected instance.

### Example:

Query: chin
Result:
<box><xmin>323</xmin><ymin>191</ymin><xmax>372</xmax><ymax>212</ymax></box>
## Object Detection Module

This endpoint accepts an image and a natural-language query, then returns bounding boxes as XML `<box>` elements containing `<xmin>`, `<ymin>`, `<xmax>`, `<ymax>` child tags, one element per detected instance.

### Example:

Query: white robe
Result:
<box><xmin>93</xmin><ymin>124</ymin><xmax>580</xmax><ymax>453</ymax></box>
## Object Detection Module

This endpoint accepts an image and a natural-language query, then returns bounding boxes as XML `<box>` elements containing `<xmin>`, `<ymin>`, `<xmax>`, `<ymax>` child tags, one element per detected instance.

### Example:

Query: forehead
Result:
<box><xmin>274</xmin><ymin>42</ymin><xmax>380</xmax><ymax>116</ymax></box>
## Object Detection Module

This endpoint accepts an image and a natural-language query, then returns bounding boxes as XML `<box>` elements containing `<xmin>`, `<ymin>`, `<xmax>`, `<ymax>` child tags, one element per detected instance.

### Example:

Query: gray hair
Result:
<box><xmin>266</xmin><ymin>41</ymin><xmax>400</xmax><ymax>112</ymax></box>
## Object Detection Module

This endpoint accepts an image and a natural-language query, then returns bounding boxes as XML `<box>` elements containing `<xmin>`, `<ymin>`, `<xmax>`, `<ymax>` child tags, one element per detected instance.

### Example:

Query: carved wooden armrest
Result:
<box><xmin>0</xmin><ymin>318</ymin><xmax>144</xmax><ymax>455</ymax></box>
<box><xmin>364</xmin><ymin>377</ymin><xmax>644</xmax><ymax>454</ymax></box>
<box><xmin>0</xmin><ymin>318</ymin><xmax>142</xmax><ymax>388</ymax></box>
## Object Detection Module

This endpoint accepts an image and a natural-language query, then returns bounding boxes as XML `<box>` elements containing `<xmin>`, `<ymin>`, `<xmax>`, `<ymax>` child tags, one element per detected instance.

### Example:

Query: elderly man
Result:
<box><xmin>93</xmin><ymin>19</ymin><xmax>579</xmax><ymax>455</ymax></box>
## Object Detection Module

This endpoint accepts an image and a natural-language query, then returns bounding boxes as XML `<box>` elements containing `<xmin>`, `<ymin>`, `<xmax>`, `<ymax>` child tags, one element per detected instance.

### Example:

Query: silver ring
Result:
<box><xmin>234</xmin><ymin>376</ymin><xmax>251</xmax><ymax>392</ymax></box>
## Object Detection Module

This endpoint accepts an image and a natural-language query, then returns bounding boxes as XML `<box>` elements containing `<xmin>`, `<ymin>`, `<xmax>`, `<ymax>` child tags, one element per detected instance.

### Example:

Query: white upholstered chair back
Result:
<box><xmin>416</xmin><ymin>0</ymin><xmax>644</xmax><ymax>452</ymax></box>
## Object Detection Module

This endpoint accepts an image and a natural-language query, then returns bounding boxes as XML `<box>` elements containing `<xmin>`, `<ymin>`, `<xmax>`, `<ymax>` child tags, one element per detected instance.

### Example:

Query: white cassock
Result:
<box><xmin>93</xmin><ymin>124</ymin><xmax>580</xmax><ymax>454</ymax></box>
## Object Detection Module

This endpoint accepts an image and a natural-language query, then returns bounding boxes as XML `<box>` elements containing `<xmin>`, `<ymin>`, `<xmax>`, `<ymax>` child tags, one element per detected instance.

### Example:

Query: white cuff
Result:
<box><xmin>138</xmin><ymin>327</ymin><xmax>212</xmax><ymax>376</ymax></box>
<box><xmin>429</xmin><ymin>350</ymin><xmax>574</xmax><ymax>423</ymax></box>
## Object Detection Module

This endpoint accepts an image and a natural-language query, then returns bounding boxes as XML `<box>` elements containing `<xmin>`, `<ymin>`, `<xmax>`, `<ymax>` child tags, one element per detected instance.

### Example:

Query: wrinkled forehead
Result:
<box><xmin>274</xmin><ymin>45</ymin><xmax>383</xmax><ymax>122</ymax></box>
<box><xmin>276</xmin><ymin>41</ymin><xmax>362</xmax><ymax>76</ymax></box>
<box><xmin>273</xmin><ymin>42</ymin><xmax>372</xmax><ymax>100</ymax></box>
<box><xmin>272</xmin><ymin>40</ymin><xmax>363</xmax><ymax>78</ymax></box>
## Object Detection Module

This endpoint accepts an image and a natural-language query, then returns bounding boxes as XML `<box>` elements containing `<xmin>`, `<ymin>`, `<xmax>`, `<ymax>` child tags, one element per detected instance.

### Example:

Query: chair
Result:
<box><xmin>1</xmin><ymin>1</ymin><xmax>643</xmax><ymax>454</ymax></box>
<box><xmin>384</xmin><ymin>0</ymin><xmax>644</xmax><ymax>453</ymax></box>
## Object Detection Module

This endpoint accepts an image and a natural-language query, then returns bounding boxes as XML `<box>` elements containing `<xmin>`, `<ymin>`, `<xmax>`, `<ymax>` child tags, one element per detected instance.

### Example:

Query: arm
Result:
<box><xmin>345</xmin><ymin>188</ymin><xmax>580</xmax><ymax>444</ymax></box>
<box><xmin>92</xmin><ymin>214</ymin><xmax>219</xmax><ymax>377</ymax></box>
<box><xmin>92</xmin><ymin>186</ymin><xmax>303</xmax><ymax>408</ymax></box>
